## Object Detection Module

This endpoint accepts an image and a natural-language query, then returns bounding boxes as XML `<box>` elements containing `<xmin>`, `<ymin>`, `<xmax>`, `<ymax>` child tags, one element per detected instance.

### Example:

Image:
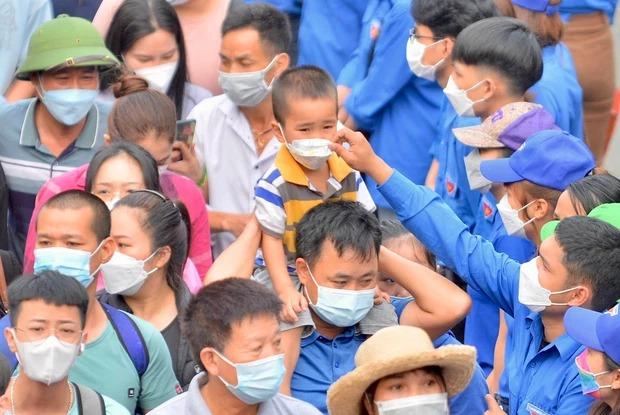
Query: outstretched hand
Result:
<box><xmin>330</xmin><ymin>128</ymin><xmax>393</xmax><ymax>185</ymax></box>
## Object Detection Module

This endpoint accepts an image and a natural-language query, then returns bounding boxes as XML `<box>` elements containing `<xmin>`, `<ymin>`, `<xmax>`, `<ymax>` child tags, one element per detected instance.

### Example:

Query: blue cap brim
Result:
<box><xmin>480</xmin><ymin>158</ymin><xmax>524</xmax><ymax>184</ymax></box>
<box><xmin>564</xmin><ymin>307</ymin><xmax>604</xmax><ymax>351</ymax></box>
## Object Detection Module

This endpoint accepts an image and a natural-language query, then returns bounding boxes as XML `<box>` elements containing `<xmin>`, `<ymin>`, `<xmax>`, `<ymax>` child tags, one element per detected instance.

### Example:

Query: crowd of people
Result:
<box><xmin>0</xmin><ymin>0</ymin><xmax>618</xmax><ymax>414</ymax></box>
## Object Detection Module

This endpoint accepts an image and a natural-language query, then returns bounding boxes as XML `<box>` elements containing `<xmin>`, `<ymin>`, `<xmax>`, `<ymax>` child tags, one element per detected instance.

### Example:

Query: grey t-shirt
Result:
<box><xmin>149</xmin><ymin>373</ymin><xmax>322</xmax><ymax>415</ymax></box>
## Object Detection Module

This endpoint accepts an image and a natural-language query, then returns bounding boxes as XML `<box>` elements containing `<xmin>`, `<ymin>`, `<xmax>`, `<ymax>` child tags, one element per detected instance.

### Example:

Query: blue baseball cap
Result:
<box><xmin>564</xmin><ymin>304</ymin><xmax>620</xmax><ymax>366</ymax></box>
<box><xmin>512</xmin><ymin>0</ymin><xmax>559</xmax><ymax>15</ymax></box>
<box><xmin>480</xmin><ymin>130</ymin><xmax>595</xmax><ymax>191</ymax></box>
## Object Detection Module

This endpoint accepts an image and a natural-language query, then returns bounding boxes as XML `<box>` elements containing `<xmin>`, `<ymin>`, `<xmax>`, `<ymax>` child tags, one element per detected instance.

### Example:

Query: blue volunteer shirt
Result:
<box><xmin>392</xmin><ymin>297</ymin><xmax>489</xmax><ymax>415</ymax></box>
<box><xmin>297</xmin><ymin>0</ymin><xmax>369</xmax><ymax>80</ymax></box>
<box><xmin>377</xmin><ymin>170</ymin><xmax>594</xmax><ymax>415</ymax></box>
<box><xmin>466</xmin><ymin>194</ymin><xmax>537</xmax><ymax>380</ymax></box>
<box><xmin>292</xmin><ymin>299</ymin><xmax>489</xmax><ymax>415</ymax></box>
<box><xmin>338</xmin><ymin>0</ymin><xmax>443</xmax><ymax>208</ymax></box>
<box><xmin>560</xmin><ymin>0</ymin><xmax>618</xmax><ymax>22</ymax></box>
<box><xmin>530</xmin><ymin>44</ymin><xmax>584</xmax><ymax>139</ymax></box>
<box><xmin>432</xmin><ymin>97</ymin><xmax>481</xmax><ymax>230</ymax></box>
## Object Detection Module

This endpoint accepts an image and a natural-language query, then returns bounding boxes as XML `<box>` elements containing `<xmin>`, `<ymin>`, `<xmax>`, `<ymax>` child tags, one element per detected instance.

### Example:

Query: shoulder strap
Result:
<box><xmin>0</xmin><ymin>315</ymin><xmax>17</xmax><ymax>371</ymax></box>
<box><xmin>74</xmin><ymin>383</ymin><xmax>105</xmax><ymax>415</ymax></box>
<box><xmin>101</xmin><ymin>303</ymin><xmax>150</xmax><ymax>377</ymax></box>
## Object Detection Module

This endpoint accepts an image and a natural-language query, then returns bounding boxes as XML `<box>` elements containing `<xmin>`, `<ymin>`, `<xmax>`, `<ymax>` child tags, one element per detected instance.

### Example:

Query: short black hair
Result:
<box><xmin>40</xmin><ymin>190</ymin><xmax>111</xmax><ymax>242</ymax></box>
<box><xmin>452</xmin><ymin>17</ymin><xmax>542</xmax><ymax>95</ymax></box>
<box><xmin>85</xmin><ymin>141</ymin><xmax>161</xmax><ymax>195</ymax></box>
<box><xmin>221</xmin><ymin>3</ymin><xmax>291</xmax><ymax>55</ymax></box>
<box><xmin>181</xmin><ymin>278</ymin><xmax>281</xmax><ymax>371</ymax></box>
<box><xmin>296</xmin><ymin>201</ymin><xmax>381</xmax><ymax>268</ymax></box>
<box><xmin>555</xmin><ymin>216</ymin><xmax>620</xmax><ymax>312</ymax></box>
<box><xmin>272</xmin><ymin>65</ymin><xmax>338</xmax><ymax>125</ymax></box>
<box><xmin>413</xmin><ymin>0</ymin><xmax>499</xmax><ymax>38</ymax></box>
<box><xmin>8</xmin><ymin>271</ymin><xmax>89</xmax><ymax>328</ymax></box>
<box><xmin>567</xmin><ymin>174</ymin><xmax>620</xmax><ymax>215</ymax></box>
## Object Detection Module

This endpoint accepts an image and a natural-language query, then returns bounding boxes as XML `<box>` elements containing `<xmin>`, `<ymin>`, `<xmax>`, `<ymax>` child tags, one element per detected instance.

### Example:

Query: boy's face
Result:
<box><xmin>451</xmin><ymin>61</ymin><xmax>494</xmax><ymax>117</ymax></box>
<box><xmin>379</xmin><ymin>236</ymin><xmax>432</xmax><ymax>298</ymax></box>
<box><xmin>6</xmin><ymin>299</ymin><xmax>86</xmax><ymax>357</ymax></box>
<box><xmin>274</xmin><ymin>96</ymin><xmax>338</xmax><ymax>143</ymax></box>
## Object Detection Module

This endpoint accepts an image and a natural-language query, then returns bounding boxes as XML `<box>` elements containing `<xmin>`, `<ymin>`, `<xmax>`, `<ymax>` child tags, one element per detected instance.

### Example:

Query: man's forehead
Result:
<box><xmin>37</xmin><ymin>206</ymin><xmax>94</xmax><ymax>234</ymax></box>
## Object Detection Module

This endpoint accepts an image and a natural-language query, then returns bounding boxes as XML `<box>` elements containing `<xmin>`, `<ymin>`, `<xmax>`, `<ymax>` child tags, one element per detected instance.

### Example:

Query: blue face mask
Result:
<box><xmin>304</xmin><ymin>266</ymin><xmax>375</xmax><ymax>327</ymax></box>
<box><xmin>33</xmin><ymin>243</ymin><xmax>103</xmax><ymax>287</ymax></box>
<box><xmin>214</xmin><ymin>350</ymin><xmax>285</xmax><ymax>404</ymax></box>
<box><xmin>38</xmin><ymin>76</ymin><xmax>98</xmax><ymax>126</ymax></box>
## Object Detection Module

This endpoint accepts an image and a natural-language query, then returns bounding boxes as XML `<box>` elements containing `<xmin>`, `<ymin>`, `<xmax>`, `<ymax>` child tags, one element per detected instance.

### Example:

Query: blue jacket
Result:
<box><xmin>530</xmin><ymin>44</ymin><xmax>584</xmax><ymax>139</ymax></box>
<box><xmin>560</xmin><ymin>0</ymin><xmax>618</xmax><ymax>22</ymax></box>
<box><xmin>467</xmin><ymin>193</ymin><xmax>537</xmax><ymax>388</ymax></box>
<box><xmin>432</xmin><ymin>97</ymin><xmax>481</xmax><ymax>230</ymax></box>
<box><xmin>297</xmin><ymin>0</ymin><xmax>369</xmax><ymax>79</ymax></box>
<box><xmin>377</xmin><ymin>170</ymin><xmax>594</xmax><ymax>415</ymax></box>
<box><xmin>338</xmin><ymin>0</ymin><xmax>443</xmax><ymax>207</ymax></box>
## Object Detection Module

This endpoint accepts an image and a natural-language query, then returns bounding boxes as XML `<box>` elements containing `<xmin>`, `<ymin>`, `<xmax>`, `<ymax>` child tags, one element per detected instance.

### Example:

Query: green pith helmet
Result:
<box><xmin>16</xmin><ymin>14</ymin><xmax>119</xmax><ymax>80</ymax></box>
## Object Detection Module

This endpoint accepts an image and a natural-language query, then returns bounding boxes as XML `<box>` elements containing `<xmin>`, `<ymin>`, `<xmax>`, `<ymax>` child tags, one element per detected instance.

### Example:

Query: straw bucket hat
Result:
<box><xmin>327</xmin><ymin>326</ymin><xmax>476</xmax><ymax>415</ymax></box>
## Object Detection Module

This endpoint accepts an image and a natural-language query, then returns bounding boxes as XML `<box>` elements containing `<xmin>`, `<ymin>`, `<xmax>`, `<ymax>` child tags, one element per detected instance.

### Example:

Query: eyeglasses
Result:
<box><xmin>14</xmin><ymin>326</ymin><xmax>82</xmax><ymax>343</ymax></box>
<box><xmin>409</xmin><ymin>27</ymin><xmax>443</xmax><ymax>42</ymax></box>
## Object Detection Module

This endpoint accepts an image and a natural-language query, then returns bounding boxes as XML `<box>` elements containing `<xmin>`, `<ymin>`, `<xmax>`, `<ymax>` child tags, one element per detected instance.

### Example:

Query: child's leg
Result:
<box><xmin>279</xmin><ymin>326</ymin><xmax>303</xmax><ymax>395</ymax></box>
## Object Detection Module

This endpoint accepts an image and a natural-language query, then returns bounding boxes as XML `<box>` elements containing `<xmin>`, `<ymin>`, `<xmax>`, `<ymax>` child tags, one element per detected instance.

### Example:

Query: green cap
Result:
<box><xmin>540</xmin><ymin>203</ymin><xmax>620</xmax><ymax>241</ymax></box>
<box><xmin>16</xmin><ymin>15</ymin><xmax>119</xmax><ymax>80</ymax></box>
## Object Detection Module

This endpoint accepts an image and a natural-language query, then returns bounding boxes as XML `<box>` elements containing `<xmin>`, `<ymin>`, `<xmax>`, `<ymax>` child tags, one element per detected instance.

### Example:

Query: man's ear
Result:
<box><xmin>103</xmin><ymin>133</ymin><xmax>112</xmax><ymax>146</ymax></box>
<box><xmin>99</xmin><ymin>237</ymin><xmax>116</xmax><ymax>265</ymax></box>
<box><xmin>567</xmin><ymin>285</ymin><xmax>591</xmax><ymax>308</ymax></box>
<box><xmin>4</xmin><ymin>327</ymin><xmax>17</xmax><ymax>354</ymax></box>
<box><xmin>443</xmin><ymin>37</ymin><xmax>455</xmax><ymax>59</ymax></box>
<box><xmin>274</xmin><ymin>53</ymin><xmax>291</xmax><ymax>75</ymax></box>
<box><xmin>200</xmin><ymin>347</ymin><xmax>220</xmax><ymax>376</ymax></box>
<box><xmin>611</xmin><ymin>369</ymin><xmax>620</xmax><ymax>390</ymax></box>
<box><xmin>530</xmin><ymin>198</ymin><xmax>551</xmax><ymax>221</ymax></box>
<box><xmin>295</xmin><ymin>258</ymin><xmax>310</xmax><ymax>286</ymax></box>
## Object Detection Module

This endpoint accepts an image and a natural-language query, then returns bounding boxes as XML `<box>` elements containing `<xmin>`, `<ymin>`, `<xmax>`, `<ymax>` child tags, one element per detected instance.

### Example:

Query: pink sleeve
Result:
<box><xmin>23</xmin><ymin>180</ymin><xmax>65</xmax><ymax>273</ymax></box>
<box><xmin>92</xmin><ymin>0</ymin><xmax>124</xmax><ymax>37</ymax></box>
<box><xmin>182</xmin><ymin>259</ymin><xmax>203</xmax><ymax>294</ymax></box>
<box><xmin>172</xmin><ymin>176</ymin><xmax>213</xmax><ymax>280</ymax></box>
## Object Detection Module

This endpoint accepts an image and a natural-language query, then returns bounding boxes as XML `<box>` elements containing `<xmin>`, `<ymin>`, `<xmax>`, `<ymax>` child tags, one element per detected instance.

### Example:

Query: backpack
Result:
<box><xmin>0</xmin><ymin>302</ymin><xmax>149</xmax><ymax>376</ymax></box>
<box><xmin>74</xmin><ymin>382</ymin><xmax>105</xmax><ymax>415</ymax></box>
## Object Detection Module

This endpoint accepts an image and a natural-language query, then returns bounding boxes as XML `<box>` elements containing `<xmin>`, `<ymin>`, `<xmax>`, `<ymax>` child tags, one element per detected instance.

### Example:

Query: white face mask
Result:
<box><xmin>278</xmin><ymin>125</ymin><xmax>332</xmax><ymax>170</ymax></box>
<box><xmin>518</xmin><ymin>258</ymin><xmax>583</xmax><ymax>313</ymax></box>
<box><xmin>376</xmin><ymin>392</ymin><xmax>449</xmax><ymax>415</ymax></box>
<box><xmin>464</xmin><ymin>149</ymin><xmax>492</xmax><ymax>193</ymax></box>
<box><xmin>406</xmin><ymin>37</ymin><xmax>445</xmax><ymax>81</ymax></box>
<box><xmin>101</xmin><ymin>250</ymin><xmax>159</xmax><ymax>296</ymax></box>
<box><xmin>443</xmin><ymin>75</ymin><xmax>487</xmax><ymax>117</ymax></box>
<box><xmin>134</xmin><ymin>60</ymin><xmax>179</xmax><ymax>94</ymax></box>
<box><xmin>218</xmin><ymin>55</ymin><xmax>279</xmax><ymax>107</ymax></box>
<box><xmin>496</xmin><ymin>195</ymin><xmax>535</xmax><ymax>238</ymax></box>
<box><xmin>11</xmin><ymin>330</ymin><xmax>81</xmax><ymax>385</ymax></box>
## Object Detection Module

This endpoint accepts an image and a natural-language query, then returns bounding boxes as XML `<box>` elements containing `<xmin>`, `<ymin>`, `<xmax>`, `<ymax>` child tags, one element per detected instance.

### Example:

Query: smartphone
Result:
<box><xmin>175</xmin><ymin>119</ymin><xmax>196</xmax><ymax>147</ymax></box>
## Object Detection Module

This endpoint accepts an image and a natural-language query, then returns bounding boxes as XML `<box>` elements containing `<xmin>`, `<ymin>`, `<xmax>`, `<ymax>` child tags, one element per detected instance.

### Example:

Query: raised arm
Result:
<box><xmin>331</xmin><ymin>129</ymin><xmax>521</xmax><ymax>317</ymax></box>
<box><xmin>379</xmin><ymin>246</ymin><xmax>471</xmax><ymax>339</ymax></box>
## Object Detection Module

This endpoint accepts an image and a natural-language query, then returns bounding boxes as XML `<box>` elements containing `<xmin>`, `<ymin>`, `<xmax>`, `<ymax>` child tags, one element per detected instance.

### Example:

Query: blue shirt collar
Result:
<box><xmin>301</xmin><ymin>325</ymin><xmax>359</xmax><ymax>346</ymax></box>
<box><xmin>525</xmin><ymin>312</ymin><xmax>583</xmax><ymax>361</ymax></box>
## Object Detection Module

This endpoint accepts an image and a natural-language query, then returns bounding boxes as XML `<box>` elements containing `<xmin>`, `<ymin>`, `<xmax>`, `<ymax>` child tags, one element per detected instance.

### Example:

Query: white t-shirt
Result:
<box><xmin>189</xmin><ymin>94</ymin><xmax>280</xmax><ymax>257</ymax></box>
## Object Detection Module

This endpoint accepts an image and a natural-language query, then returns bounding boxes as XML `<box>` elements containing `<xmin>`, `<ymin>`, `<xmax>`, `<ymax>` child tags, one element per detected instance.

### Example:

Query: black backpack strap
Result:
<box><xmin>74</xmin><ymin>382</ymin><xmax>105</xmax><ymax>415</ymax></box>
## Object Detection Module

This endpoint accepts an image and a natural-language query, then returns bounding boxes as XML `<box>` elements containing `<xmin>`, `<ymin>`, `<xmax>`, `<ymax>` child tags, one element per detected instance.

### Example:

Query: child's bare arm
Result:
<box><xmin>262</xmin><ymin>233</ymin><xmax>308</xmax><ymax>323</ymax></box>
